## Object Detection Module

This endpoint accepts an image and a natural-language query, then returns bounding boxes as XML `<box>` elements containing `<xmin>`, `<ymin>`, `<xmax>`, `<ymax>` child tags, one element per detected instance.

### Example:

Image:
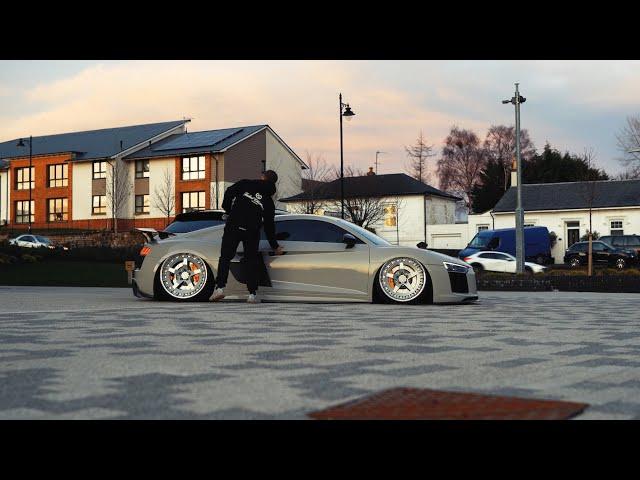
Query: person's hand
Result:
<box><xmin>274</xmin><ymin>246</ymin><xmax>284</xmax><ymax>256</ymax></box>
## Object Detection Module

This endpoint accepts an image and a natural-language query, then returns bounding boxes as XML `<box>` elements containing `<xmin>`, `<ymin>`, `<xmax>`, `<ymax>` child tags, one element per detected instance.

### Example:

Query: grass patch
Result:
<box><xmin>0</xmin><ymin>260</ymin><xmax>130</xmax><ymax>287</ymax></box>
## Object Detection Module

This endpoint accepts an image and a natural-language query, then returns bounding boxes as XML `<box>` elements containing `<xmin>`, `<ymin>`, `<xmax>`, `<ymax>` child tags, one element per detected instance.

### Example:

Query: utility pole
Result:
<box><xmin>375</xmin><ymin>151</ymin><xmax>386</xmax><ymax>174</ymax></box>
<box><xmin>503</xmin><ymin>83</ymin><xmax>526</xmax><ymax>274</ymax></box>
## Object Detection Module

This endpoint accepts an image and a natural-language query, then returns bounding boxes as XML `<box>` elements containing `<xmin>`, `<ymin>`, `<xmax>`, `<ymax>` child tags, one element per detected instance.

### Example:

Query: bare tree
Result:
<box><xmin>436</xmin><ymin>126</ymin><xmax>487</xmax><ymax>209</ymax></box>
<box><xmin>153</xmin><ymin>167</ymin><xmax>176</xmax><ymax>224</ymax></box>
<box><xmin>484</xmin><ymin>125</ymin><xmax>536</xmax><ymax>191</ymax></box>
<box><xmin>582</xmin><ymin>148</ymin><xmax>599</xmax><ymax>277</ymax></box>
<box><xmin>327</xmin><ymin>164</ymin><xmax>365</xmax><ymax>181</ymax></box>
<box><xmin>615</xmin><ymin>164</ymin><xmax>640</xmax><ymax>180</ymax></box>
<box><xmin>106</xmin><ymin>158</ymin><xmax>133</xmax><ymax>234</ymax></box>
<box><xmin>616</xmin><ymin>115</ymin><xmax>640</xmax><ymax>167</ymax></box>
<box><xmin>340</xmin><ymin>195</ymin><xmax>386</xmax><ymax>231</ymax></box>
<box><xmin>405</xmin><ymin>131</ymin><xmax>435</xmax><ymax>184</ymax></box>
<box><xmin>288</xmin><ymin>152</ymin><xmax>331</xmax><ymax>214</ymax></box>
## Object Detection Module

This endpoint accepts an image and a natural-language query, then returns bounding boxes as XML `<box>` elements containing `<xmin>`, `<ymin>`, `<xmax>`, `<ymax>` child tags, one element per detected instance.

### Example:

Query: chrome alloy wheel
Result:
<box><xmin>159</xmin><ymin>253</ymin><xmax>208</xmax><ymax>299</ymax></box>
<box><xmin>379</xmin><ymin>257</ymin><xmax>426</xmax><ymax>303</ymax></box>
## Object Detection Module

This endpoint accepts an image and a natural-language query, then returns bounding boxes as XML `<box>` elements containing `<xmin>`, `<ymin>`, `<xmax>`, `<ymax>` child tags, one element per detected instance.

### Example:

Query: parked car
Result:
<box><xmin>462</xmin><ymin>251</ymin><xmax>547</xmax><ymax>275</ymax></box>
<box><xmin>563</xmin><ymin>240</ymin><xmax>637</xmax><ymax>269</ymax></box>
<box><xmin>458</xmin><ymin>226</ymin><xmax>552</xmax><ymax>265</ymax></box>
<box><xmin>599</xmin><ymin>235</ymin><xmax>640</xmax><ymax>256</ymax></box>
<box><xmin>8</xmin><ymin>234</ymin><xmax>54</xmax><ymax>249</ymax></box>
<box><xmin>132</xmin><ymin>214</ymin><xmax>478</xmax><ymax>305</ymax></box>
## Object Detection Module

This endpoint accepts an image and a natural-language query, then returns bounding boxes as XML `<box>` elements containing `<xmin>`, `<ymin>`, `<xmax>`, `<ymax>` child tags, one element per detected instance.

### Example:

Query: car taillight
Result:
<box><xmin>463</xmin><ymin>257</ymin><xmax>472</xmax><ymax>262</ymax></box>
<box><xmin>140</xmin><ymin>246</ymin><xmax>152</xmax><ymax>257</ymax></box>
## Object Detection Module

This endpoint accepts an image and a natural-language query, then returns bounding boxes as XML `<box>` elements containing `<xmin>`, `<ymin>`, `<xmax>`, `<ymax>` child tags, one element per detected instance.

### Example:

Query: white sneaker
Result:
<box><xmin>247</xmin><ymin>293</ymin><xmax>261</xmax><ymax>304</ymax></box>
<box><xmin>210</xmin><ymin>288</ymin><xmax>225</xmax><ymax>302</ymax></box>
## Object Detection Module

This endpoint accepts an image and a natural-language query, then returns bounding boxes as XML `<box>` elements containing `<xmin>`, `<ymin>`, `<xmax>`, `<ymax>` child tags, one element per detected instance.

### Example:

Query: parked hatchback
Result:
<box><xmin>564</xmin><ymin>241</ymin><xmax>636</xmax><ymax>269</ymax></box>
<box><xmin>462</xmin><ymin>251</ymin><xmax>547</xmax><ymax>275</ymax></box>
<box><xmin>599</xmin><ymin>235</ymin><xmax>640</xmax><ymax>256</ymax></box>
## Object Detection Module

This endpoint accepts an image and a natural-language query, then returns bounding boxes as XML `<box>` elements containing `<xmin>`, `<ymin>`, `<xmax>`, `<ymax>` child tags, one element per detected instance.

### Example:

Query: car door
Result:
<box><xmin>479</xmin><ymin>253</ymin><xmax>504</xmax><ymax>272</ymax></box>
<box><xmin>496</xmin><ymin>253</ymin><xmax>516</xmax><ymax>273</ymax></box>
<box><xmin>260</xmin><ymin>218</ymin><xmax>371</xmax><ymax>301</ymax></box>
<box><xmin>591</xmin><ymin>242</ymin><xmax>608</xmax><ymax>264</ymax></box>
<box><xmin>18</xmin><ymin>235</ymin><xmax>34</xmax><ymax>247</ymax></box>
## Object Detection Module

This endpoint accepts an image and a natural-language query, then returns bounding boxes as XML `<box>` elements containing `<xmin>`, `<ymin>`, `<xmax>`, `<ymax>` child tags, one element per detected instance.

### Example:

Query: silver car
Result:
<box><xmin>132</xmin><ymin>214</ymin><xmax>478</xmax><ymax>304</ymax></box>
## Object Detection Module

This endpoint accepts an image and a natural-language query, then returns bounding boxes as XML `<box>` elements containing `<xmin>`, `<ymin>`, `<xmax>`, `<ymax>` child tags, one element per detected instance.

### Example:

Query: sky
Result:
<box><xmin>1</xmin><ymin>60</ymin><xmax>639</xmax><ymax>181</ymax></box>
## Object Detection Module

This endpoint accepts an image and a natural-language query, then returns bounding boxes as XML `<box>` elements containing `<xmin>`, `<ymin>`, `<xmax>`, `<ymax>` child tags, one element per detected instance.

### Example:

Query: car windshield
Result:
<box><xmin>35</xmin><ymin>236</ymin><xmax>50</xmax><ymax>243</ymax></box>
<box><xmin>337</xmin><ymin>220</ymin><xmax>390</xmax><ymax>246</ymax></box>
<box><xmin>164</xmin><ymin>219</ymin><xmax>225</xmax><ymax>233</ymax></box>
<box><xmin>468</xmin><ymin>232</ymin><xmax>492</xmax><ymax>248</ymax></box>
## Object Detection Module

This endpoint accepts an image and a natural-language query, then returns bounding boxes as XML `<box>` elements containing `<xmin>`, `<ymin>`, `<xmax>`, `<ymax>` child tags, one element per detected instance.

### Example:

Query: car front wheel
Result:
<box><xmin>615</xmin><ymin>258</ymin><xmax>626</xmax><ymax>270</ymax></box>
<box><xmin>569</xmin><ymin>257</ymin><xmax>581</xmax><ymax>268</ymax></box>
<box><xmin>156</xmin><ymin>253</ymin><xmax>214</xmax><ymax>301</ymax></box>
<box><xmin>375</xmin><ymin>257</ymin><xmax>431</xmax><ymax>304</ymax></box>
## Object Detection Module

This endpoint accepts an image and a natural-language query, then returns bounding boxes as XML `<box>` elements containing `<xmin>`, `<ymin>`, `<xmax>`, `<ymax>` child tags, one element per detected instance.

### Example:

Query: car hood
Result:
<box><xmin>373</xmin><ymin>245</ymin><xmax>469</xmax><ymax>267</ymax></box>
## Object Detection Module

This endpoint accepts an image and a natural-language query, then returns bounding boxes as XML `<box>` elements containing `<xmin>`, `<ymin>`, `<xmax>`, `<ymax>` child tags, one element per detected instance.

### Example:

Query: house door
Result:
<box><xmin>566</xmin><ymin>221</ymin><xmax>580</xmax><ymax>249</ymax></box>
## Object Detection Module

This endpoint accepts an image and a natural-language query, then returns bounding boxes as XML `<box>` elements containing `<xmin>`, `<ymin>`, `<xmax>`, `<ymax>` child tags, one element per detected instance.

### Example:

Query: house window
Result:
<box><xmin>135</xmin><ymin>160</ymin><xmax>149</xmax><ymax>179</ymax></box>
<box><xmin>93</xmin><ymin>161</ymin><xmax>107</xmax><ymax>179</ymax></box>
<box><xmin>181</xmin><ymin>156</ymin><xmax>205</xmax><ymax>180</ymax></box>
<box><xmin>48</xmin><ymin>164</ymin><xmax>68</xmax><ymax>187</ymax></box>
<box><xmin>47</xmin><ymin>198</ymin><xmax>68</xmax><ymax>222</ymax></box>
<box><xmin>477</xmin><ymin>224</ymin><xmax>489</xmax><ymax>232</ymax></box>
<box><xmin>92</xmin><ymin>195</ymin><xmax>107</xmax><ymax>215</ymax></box>
<box><xmin>15</xmin><ymin>200</ymin><xmax>34</xmax><ymax>223</ymax></box>
<box><xmin>182</xmin><ymin>191</ymin><xmax>205</xmax><ymax>212</ymax></box>
<box><xmin>611</xmin><ymin>220</ymin><xmax>624</xmax><ymax>236</ymax></box>
<box><xmin>383</xmin><ymin>204</ymin><xmax>397</xmax><ymax>227</ymax></box>
<box><xmin>15</xmin><ymin>167</ymin><xmax>34</xmax><ymax>190</ymax></box>
<box><xmin>135</xmin><ymin>194</ymin><xmax>150</xmax><ymax>214</ymax></box>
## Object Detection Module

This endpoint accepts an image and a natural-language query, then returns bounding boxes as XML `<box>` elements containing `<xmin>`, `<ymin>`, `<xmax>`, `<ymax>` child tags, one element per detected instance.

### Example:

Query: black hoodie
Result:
<box><xmin>222</xmin><ymin>179</ymin><xmax>279</xmax><ymax>249</ymax></box>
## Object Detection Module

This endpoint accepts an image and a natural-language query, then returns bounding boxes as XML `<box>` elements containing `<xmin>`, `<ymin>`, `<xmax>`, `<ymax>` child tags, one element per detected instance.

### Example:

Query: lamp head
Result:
<box><xmin>342</xmin><ymin>104</ymin><xmax>355</xmax><ymax>121</ymax></box>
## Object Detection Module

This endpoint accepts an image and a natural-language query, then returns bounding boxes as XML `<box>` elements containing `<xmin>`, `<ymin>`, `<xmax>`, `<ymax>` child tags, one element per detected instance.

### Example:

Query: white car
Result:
<box><xmin>8</xmin><ymin>234</ymin><xmax>54</xmax><ymax>249</ymax></box>
<box><xmin>462</xmin><ymin>251</ymin><xmax>547</xmax><ymax>275</ymax></box>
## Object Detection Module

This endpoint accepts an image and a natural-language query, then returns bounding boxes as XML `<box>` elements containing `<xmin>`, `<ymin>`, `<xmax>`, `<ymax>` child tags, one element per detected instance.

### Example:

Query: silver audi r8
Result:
<box><xmin>132</xmin><ymin>214</ymin><xmax>478</xmax><ymax>304</ymax></box>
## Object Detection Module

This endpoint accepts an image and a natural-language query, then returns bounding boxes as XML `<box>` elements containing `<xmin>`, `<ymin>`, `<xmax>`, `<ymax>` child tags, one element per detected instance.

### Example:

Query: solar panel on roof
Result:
<box><xmin>153</xmin><ymin>128</ymin><xmax>244</xmax><ymax>151</ymax></box>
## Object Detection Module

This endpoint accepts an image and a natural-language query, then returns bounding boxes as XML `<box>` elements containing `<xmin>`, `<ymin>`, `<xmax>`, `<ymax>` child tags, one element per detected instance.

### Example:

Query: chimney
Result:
<box><xmin>366</xmin><ymin>166</ymin><xmax>375</xmax><ymax>176</ymax></box>
<box><xmin>510</xmin><ymin>157</ymin><xmax>517</xmax><ymax>187</ymax></box>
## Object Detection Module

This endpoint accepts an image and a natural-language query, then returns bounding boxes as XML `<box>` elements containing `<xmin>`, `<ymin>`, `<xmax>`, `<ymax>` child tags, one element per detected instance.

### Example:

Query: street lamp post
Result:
<box><xmin>375</xmin><ymin>151</ymin><xmax>386</xmax><ymax>174</ymax></box>
<box><xmin>339</xmin><ymin>93</ymin><xmax>355</xmax><ymax>219</ymax></box>
<box><xmin>502</xmin><ymin>84</ymin><xmax>526</xmax><ymax>274</ymax></box>
<box><xmin>16</xmin><ymin>136</ymin><xmax>33</xmax><ymax>233</ymax></box>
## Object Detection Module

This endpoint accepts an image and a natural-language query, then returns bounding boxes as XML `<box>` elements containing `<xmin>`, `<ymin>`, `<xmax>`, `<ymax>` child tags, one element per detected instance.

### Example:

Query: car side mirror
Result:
<box><xmin>416</xmin><ymin>242</ymin><xmax>428</xmax><ymax>250</ymax></box>
<box><xmin>343</xmin><ymin>233</ymin><xmax>357</xmax><ymax>249</ymax></box>
<box><xmin>276</xmin><ymin>231</ymin><xmax>290</xmax><ymax>241</ymax></box>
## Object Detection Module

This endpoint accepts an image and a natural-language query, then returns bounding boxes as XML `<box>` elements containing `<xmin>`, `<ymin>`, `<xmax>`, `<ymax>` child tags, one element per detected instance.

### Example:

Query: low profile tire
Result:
<box><xmin>155</xmin><ymin>253</ymin><xmax>215</xmax><ymax>302</ymax></box>
<box><xmin>569</xmin><ymin>257</ymin><xmax>581</xmax><ymax>268</ymax></box>
<box><xmin>615</xmin><ymin>258</ymin><xmax>626</xmax><ymax>270</ymax></box>
<box><xmin>374</xmin><ymin>257</ymin><xmax>432</xmax><ymax>305</ymax></box>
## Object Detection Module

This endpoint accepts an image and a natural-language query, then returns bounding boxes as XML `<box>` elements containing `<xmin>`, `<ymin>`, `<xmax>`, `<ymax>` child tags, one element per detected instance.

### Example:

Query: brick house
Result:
<box><xmin>0</xmin><ymin>120</ymin><xmax>306</xmax><ymax>231</ymax></box>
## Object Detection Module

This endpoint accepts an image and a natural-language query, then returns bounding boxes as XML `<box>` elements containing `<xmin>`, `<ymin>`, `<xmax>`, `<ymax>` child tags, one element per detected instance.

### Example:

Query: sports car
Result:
<box><xmin>132</xmin><ymin>214</ymin><xmax>478</xmax><ymax>304</ymax></box>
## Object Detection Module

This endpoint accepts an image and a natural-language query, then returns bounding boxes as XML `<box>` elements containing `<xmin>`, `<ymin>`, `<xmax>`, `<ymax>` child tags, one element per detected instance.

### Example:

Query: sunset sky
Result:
<box><xmin>1</xmin><ymin>60</ymin><xmax>639</xmax><ymax>181</ymax></box>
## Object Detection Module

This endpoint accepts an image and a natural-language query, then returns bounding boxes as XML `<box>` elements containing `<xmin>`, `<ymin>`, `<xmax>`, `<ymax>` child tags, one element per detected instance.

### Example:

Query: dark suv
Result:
<box><xmin>599</xmin><ymin>235</ymin><xmax>640</xmax><ymax>256</ymax></box>
<box><xmin>564</xmin><ymin>241</ymin><xmax>637</xmax><ymax>269</ymax></box>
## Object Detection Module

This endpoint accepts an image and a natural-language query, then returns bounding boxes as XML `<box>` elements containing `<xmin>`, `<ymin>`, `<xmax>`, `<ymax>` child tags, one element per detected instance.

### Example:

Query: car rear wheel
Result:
<box><xmin>156</xmin><ymin>253</ymin><xmax>215</xmax><ymax>301</ymax></box>
<box><xmin>569</xmin><ymin>257</ymin><xmax>581</xmax><ymax>268</ymax></box>
<box><xmin>375</xmin><ymin>257</ymin><xmax>431</xmax><ymax>304</ymax></box>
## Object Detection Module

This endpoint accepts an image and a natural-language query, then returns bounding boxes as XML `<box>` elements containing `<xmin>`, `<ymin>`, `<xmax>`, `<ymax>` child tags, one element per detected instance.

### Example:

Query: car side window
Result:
<box><xmin>592</xmin><ymin>242</ymin><xmax>606</xmax><ymax>251</ymax></box>
<box><xmin>629</xmin><ymin>237</ymin><xmax>640</xmax><ymax>247</ymax></box>
<box><xmin>270</xmin><ymin>219</ymin><xmax>361</xmax><ymax>243</ymax></box>
<box><xmin>495</xmin><ymin>253</ymin><xmax>511</xmax><ymax>261</ymax></box>
<box><xmin>23</xmin><ymin>236</ymin><xmax>34</xmax><ymax>243</ymax></box>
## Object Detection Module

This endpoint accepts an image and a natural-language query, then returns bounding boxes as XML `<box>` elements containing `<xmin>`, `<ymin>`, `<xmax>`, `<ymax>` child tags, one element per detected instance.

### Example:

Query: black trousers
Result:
<box><xmin>216</xmin><ymin>224</ymin><xmax>260</xmax><ymax>294</ymax></box>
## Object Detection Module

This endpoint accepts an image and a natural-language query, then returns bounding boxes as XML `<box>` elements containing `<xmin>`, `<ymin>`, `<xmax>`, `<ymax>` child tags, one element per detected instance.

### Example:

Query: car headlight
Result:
<box><xmin>443</xmin><ymin>261</ymin><xmax>470</xmax><ymax>274</ymax></box>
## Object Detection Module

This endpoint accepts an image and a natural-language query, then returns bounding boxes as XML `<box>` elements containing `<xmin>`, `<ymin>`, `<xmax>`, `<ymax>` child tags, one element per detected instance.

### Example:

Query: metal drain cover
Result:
<box><xmin>307</xmin><ymin>387</ymin><xmax>588</xmax><ymax>420</ymax></box>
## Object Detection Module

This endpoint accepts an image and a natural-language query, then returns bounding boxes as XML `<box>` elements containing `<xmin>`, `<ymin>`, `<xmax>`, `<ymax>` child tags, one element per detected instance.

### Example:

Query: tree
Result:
<box><xmin>153</xmin><ymin>167</ymin><xmax>175</xmax><ymax>224</ymax></box>
<box><xmin>468</xmin><ymin>158</ymin><xmax>508</xmax><ymax>213</ymax></box>
<box><xmin>484</xmin><ymin>125</ymin><xmax>536</xmax><ymax>192</ymax></box>
<box><xmin>581</xmin><ymin>148</ymin><xmax>600</xmax><ymax>277</ymax></box>
<box><xmin>106</xmin><ymin>158</ymin><xmax>133</xmax><ymax>234</ymax></box>
<box><xmin>436</xmin><ymin>126</ymin><xmax>486</xmax><ymax>209</ymax></box>
<box><xmin>523</xmin><ymin>143</ymin><xmax>609</xmax><ymax>183</ymax></box>
<box><xmin>615</xmin><ymin>164</ymin><xmax>640</xmax><ymax>180</ymax></box>
<box><xmin>341</xmin><ymin>195</ymin><xmax>386</xmax><ymax>231</ymax></box>
<box><xmin>289</xmin><ymin>152</ymin><xmax>331</xmax><ymax>214</ymax></box>
<box><xmin>405</xmin><ymin>131</ymin><xmax>435</xmax><ymax>184</ymax></box>
<box><xmin>616</xmin><ymin>115</ymin><xmax>640</xmax><ymax>168</ymax></box>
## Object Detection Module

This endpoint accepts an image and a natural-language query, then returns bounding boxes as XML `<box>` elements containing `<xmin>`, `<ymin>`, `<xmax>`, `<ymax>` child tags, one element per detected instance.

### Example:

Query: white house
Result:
<box><xmin>280</xmin><ymin>172</ymin><xmax>461</xmax><ymax>247</ymax></box>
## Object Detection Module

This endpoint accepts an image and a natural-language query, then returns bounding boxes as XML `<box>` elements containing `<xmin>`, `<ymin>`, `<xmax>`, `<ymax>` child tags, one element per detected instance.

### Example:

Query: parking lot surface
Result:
<box><xmin>1</xmin><ymin>286</ymin><xmax>639</xmax><ymax>419</ymax></box>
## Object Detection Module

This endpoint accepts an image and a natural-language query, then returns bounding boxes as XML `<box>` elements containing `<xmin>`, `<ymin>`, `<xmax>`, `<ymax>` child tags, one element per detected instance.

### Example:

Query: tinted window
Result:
<box><xmin>164</xmin><ymin>219</ymin><xmax>225</xmax><ymax>233</ymax></box>
<box><xmin>35</xmin><ymin>236</ymin><xmax>50</xmax><ymax>243</ymax></box>
<box><xmin>571</xmin><ymin>243</ymin><xmax>586</xmax><ymax>252</ymax></box>
<box><xmin>263</xmin><ymin>219</ymin><xmax>359</xmax><ymax>243</ymax></box>
<box><xmin>627</xmin><ymin>236</ymin><xmax>640</xmax><ymax>247</ymax></box>
<box><xmin>494</xmin><ymin>253</ymin><xmax>512</xmax><ymax>261</ymax></box>
<box><xmin>22</xmin><ymin>236</ymin><xmax>35</xmax><ymax>243</ymax></box>
<box><xmin>592</xmin><ymin>242</ymin><xmax>606</xmax><ymax>251</ymax></box>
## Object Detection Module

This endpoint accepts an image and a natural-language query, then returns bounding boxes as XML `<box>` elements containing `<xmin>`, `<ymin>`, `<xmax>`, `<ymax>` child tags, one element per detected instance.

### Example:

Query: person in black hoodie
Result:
<box><xmin>209</xmin><ymin>170</ymin><xmax>284</xmax><ymax>304</ymax></box>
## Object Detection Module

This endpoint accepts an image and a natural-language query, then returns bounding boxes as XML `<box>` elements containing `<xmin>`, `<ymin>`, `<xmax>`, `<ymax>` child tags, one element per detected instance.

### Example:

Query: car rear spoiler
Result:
<box><xmin>135</xmin><ymin>228</ymin><xmax>176</xmax><ymax>243</ymax></box>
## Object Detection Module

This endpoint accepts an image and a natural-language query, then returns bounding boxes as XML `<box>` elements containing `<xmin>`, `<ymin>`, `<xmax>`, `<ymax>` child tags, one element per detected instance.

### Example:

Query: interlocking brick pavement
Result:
<box><xmin>0</xmin><ymin>287</ymin><xmax>639</xmax><ymax>419</ymax></box>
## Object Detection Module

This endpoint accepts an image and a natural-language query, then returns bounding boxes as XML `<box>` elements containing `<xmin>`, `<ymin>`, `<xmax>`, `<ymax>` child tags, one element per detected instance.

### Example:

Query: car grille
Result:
<box><xmin>449</xmin><ymin>272</ymin><xmax>469</xmax><ymax>294</ymax></box>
